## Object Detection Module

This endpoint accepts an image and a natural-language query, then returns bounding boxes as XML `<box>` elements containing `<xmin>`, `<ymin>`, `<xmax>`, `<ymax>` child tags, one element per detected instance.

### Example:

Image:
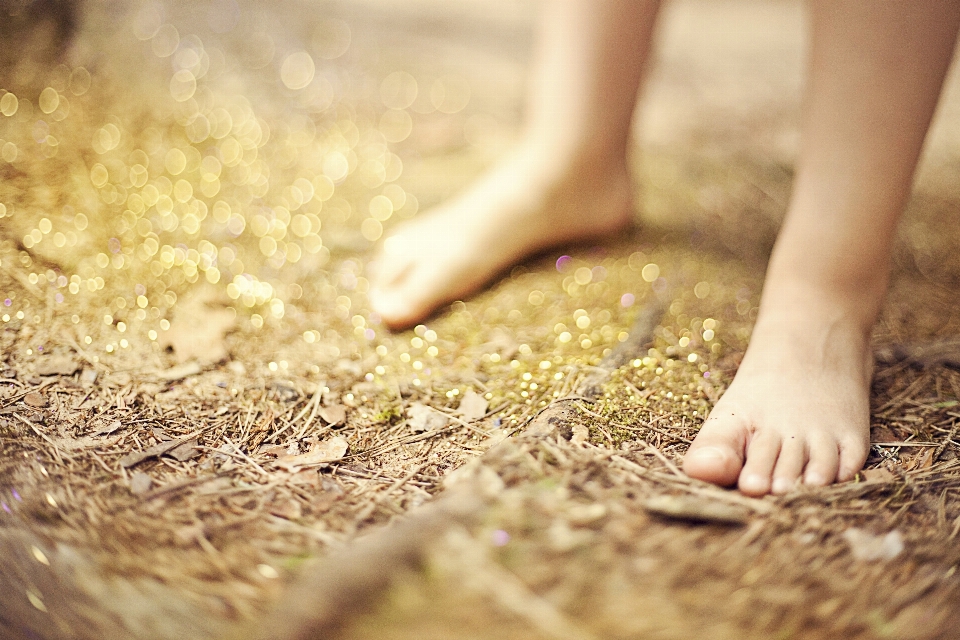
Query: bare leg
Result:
<box><xmin>370</xmin><ymin>0</ymin><xmax>661</xmax><ymax>328</ymax></box>
<box><xmin>684</xmin><ymin>0</ymin><xmax>960</xmax><ymax>495</ymax></box>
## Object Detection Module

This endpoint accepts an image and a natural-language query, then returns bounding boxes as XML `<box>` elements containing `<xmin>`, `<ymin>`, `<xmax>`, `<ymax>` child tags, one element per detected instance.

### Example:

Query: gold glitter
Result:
<box><xmin>38</xmin><ymin>88</ymin><xmax>59</xmax><ymax>114</ymax></box>
<box><xmin>641</xmin><ymin>263</ymin><xmax>660</xmax><ymax>282</ymax></box>
<box><xmin>430</xmin><ymin>75</ymin><xmax>470</xmax><ymax>114</ymax></box>
<box><xmin>1</xmin><ymin>142</ymin><xmax>17</xmax><ymax>162</ymax></box>
<box><xmin>574</xmin><ymin>267</ymin><xmax>592</xmax><ymax>286</ymax></box>
<box><xmin>0</xmin><ymin>92</ymin><xmax>18</xmax><ymax>116</ymax></box>
<box><xmin>69</xmin><ymin>67</ymin><xmax>92</xmax><ymax>95</ymax></box>
<box><xmin>151</xmin><ymin>24</ymin><xmax>180</xmax><ymax>58</ymax></box>
<box><xmin>379</xmin><ymin>110</ymin><xmax>412</xmax><ymax>143</ymax></box>
<box><xmin>280</xmin><ymin>51</ymin><xmax>316</xmax><ymax>91</ymax></box>
<box><xmin>360</xmin><ymin>218</ymin><xmax>382</xmax><ymax>242</ymax></box>
<box><xmin>312</xmin><ymin>19</ymin><xmax>352</xmax><ymax>60</ymax></box>
<box><xmin>170</xmin><ymin>70</ymin><xmax>197</xmax><ymax>102</ymax></box>
<box><xmin>381</xmin><ymin>71</ymin><xmax>418</xmax><ymax>110</ymax></box>
<box><xmin>369</xmin><ymin>195</ymin><xmax>394</xmax><ymax>221</ymax></box>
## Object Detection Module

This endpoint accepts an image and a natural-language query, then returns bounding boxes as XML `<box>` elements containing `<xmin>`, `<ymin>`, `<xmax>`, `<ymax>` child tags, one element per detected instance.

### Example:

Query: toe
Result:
<box><xmin>803</xmin><ymin>435</ymin><xmax>840</xmax><ymax>486</ymax></box>
<box><xmin>771</xmin><ymin>436</ymin><xmax>807</xmax><ymax>495</ymax></box>
<box><xmin>738</xmin><ymin>431</ymin><xmax>781</xmax><ymax>496</ymax></box>
<box><xmin>836</xmin><ymin>434</ymin><xmax>870</xmax><ymax>482</ymax></box>
<box><xmin>683</xmin><ymin>414</ymin><xmax>748</xmax><ymax>487</ymax></box>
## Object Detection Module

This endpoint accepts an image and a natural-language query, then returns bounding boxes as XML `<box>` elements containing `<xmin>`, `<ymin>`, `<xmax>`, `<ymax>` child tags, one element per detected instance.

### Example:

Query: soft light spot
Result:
<box><xmin>641</xmin><ymin>263</ymin><xmax>660</xmax><ymax>283</ymax></box>
<box><xmin>280</xmin><ymin>51</ymin><xmax>316</xmax><ymax>90</ymax></box>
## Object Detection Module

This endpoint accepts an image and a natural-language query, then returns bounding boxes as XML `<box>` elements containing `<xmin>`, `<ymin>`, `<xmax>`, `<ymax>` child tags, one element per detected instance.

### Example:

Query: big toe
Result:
<box><xmin>369</xmin><ymin>285</ymin><xmax>423</xmax><ymax>330</ymax></box>
<box><xmin>682</xmin><ymin>442</ymin><xmax>743</xmax><ymax>487</ymax></box>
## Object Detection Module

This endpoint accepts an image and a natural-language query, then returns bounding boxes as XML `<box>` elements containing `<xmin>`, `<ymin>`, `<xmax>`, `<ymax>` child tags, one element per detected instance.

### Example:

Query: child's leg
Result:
<box><xmin>683</xmin><ymin>0</ymin><xmax>960</xmax><ymax>495</ymax></box>
<box><xmin>370</xmin><ymin>0</ymin><xmax>661</xmax><ymax>328</ymax></box>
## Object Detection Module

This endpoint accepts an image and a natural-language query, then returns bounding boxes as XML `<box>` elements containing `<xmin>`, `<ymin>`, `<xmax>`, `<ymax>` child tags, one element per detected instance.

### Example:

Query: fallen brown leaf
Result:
<box><xmin>318</xmin><ymin>404</ymin><xmax>347</xmax><ymax>426</ymax></box>
<box><xmin>94</xmin><ymin>420</ymin><xmax>122</xmax><ymax>436</ymax></box>
<box><xmin>169</xmin><ymin>438</ymin><xmax>201</xmax><ymax>462</ymax></box>
<box><xmin>158</xmin><ymin>287</ymin><xmax>236</xmax><ymax>365</ymax></box>
<box><xmin>120</xmin><ymin>432</ymin><xmax>205</xmax><ymax>468</ymax></box>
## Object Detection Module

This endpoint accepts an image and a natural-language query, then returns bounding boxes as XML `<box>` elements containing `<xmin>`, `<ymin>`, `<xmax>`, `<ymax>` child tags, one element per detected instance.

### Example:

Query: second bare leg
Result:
<box><xmin>684</xmin><ymin>0</ymin><xmax>960</xmax><ymax>495</ymax></box>
<box><xmin>370</xmin><ymin>0</ymin><xmax>661</xmax><ymax>328</ymax></box>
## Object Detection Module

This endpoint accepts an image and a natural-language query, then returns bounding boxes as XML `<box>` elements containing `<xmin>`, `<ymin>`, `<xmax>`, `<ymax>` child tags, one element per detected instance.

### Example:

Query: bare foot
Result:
<box><xmin>683</xmin><ymin>285</ymin><xmax>873</xmax><ymax>496</ymax></box>
<box><xmin>369</xmin><ymin>145</ymin><xmax>633</xmax><ymax>329</ymax></box>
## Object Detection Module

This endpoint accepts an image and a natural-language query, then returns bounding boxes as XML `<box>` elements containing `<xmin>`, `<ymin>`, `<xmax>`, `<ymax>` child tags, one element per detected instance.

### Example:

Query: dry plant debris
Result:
<box><xmin>0</xmin><ymin>1</ymin><xmax>959</xmax><ymax>639</ymax></box>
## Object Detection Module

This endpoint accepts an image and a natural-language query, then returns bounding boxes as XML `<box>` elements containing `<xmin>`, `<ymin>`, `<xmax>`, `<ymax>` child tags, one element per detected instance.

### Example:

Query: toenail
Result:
<box><xmin>805</xmin><ymin>472</ymin><xmax>826</xmax><ymax>486</ymax></box>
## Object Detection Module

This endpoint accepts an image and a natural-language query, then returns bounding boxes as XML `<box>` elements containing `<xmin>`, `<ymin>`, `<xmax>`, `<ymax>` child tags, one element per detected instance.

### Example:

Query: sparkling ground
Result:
<box><xmin>2</xmin><ymin>1</ymin><xmax>960</xmax><ymax>638</ymax></box>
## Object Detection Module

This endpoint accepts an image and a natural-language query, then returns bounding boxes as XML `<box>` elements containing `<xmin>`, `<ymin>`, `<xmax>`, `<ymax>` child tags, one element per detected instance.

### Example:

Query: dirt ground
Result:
<box><xmin>2</xmin><ymin>1</ymin><xmax>960</xmax><ymax>638</ymax></box>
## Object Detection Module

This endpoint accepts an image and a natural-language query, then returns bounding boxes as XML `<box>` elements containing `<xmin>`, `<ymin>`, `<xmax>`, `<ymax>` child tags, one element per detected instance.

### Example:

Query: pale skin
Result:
<box><xmin>370</xmin><ymin>0</ymin><xmax>960</xmax><ymax>495</ymax></box>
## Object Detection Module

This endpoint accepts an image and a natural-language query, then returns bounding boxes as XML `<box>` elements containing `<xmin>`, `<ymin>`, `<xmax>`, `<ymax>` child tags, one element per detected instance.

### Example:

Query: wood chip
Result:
<box><xmin>23</xmin><ymin>392</ymin><xmax>47</xmax><ymax>408</ymax></box>
<box><xmin>274</xmin><ymin>436</ymin><xmax>348</xmax><ymax>471</ymax></box>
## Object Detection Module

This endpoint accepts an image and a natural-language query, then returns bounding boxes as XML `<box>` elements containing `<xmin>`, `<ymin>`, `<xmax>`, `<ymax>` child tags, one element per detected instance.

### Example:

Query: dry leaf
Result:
<box><xmin>456</xmin><ymin>390</ymin><xmax>488</xmax><ymax>421</ymax></box>
<box><xmin>407</xmin><ymin>402</ymin><xmax>449</xmax><ymax>432</ymax></box>
<box><xmin>861</xmin><ymin>467</ymin><xmax>896</xmax><ymax>483</ymax></box>
<box><xmin>23</xmin><ymin>392</ymin><xmax>47</xmax><ymax>408</ymax></box>
<box><xmin>120</xmin><ymin>433</ymin><xmax>202</xmax><ymax>468</ymax></box>
<box><xmin>169</xmin><ymin>438</ymin><xmax>200</xmax><ymax>462</ymax></box>
<box><xmin>257</xmin><ymin>443</ymin><xmax>294</xmax><ymax>457</ymax></box>
<box><xmin>158</xmin><ymin>287</ymin><xmax>236</xmax><ymax>365</ymax></box>
<box><xmin>94</xmin><ymin>420</ymin><xmax>122</xmax><ymax>436</ymax></box>
<box><xmin>55</xmin><ymin>435</ymin><xmax>120</xmax><ymax>451</ymax></box>
<box><xmin>274</xmin><ymin>436</ymin><xmax>348</xmax><ymax>470</ymax></box>
<box><xmin>35</xmin><ymin>355</ymin><xmax>80</xmax><ymax>376</ymax></box>
<box><xmin>318</xmin><ymin>404</ymin><xmax>347</xmax><ymax>426</ymax></box>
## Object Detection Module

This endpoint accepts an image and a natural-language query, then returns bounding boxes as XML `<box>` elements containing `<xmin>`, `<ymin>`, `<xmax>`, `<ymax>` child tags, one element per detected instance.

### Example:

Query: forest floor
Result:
<box><xmin>3</xmin><ymin>1</ymin><xmax>960</xmax><ymax>638</ymax></box>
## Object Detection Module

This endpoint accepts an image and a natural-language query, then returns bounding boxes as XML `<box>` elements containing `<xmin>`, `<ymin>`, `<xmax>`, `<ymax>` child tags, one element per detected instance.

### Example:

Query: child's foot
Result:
<box><xmin>683</xmin><ymin>284</ymin><xmax>873</xmax><ymax>496</ymax></box>
<box><xmin>369</xmin><ymin>145</ymin><xmax>634</xmax><ymax>329</ymax></box>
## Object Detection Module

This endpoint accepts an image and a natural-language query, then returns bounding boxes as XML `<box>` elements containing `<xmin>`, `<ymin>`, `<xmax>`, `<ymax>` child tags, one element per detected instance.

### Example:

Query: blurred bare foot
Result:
<box><xmin>370</xmin><ymin>146</ymin><xmax>633</xmax><ymax>328</ymax></box>
<box><xmin>683</xmin><ymin>282</ymin><xmax>872</xmax><ymax>496</ymax></box>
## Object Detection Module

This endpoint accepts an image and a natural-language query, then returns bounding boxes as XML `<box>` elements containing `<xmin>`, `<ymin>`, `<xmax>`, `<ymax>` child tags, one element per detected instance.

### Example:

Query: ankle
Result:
<box><xmin>515</xmin><ymin>130</ymin><xmax>629</xmax><ymax>184</ymax></box>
